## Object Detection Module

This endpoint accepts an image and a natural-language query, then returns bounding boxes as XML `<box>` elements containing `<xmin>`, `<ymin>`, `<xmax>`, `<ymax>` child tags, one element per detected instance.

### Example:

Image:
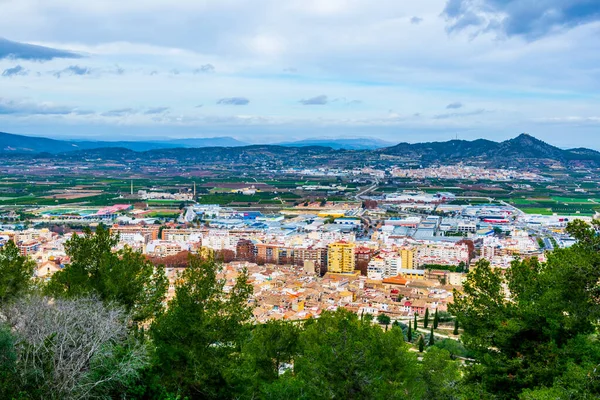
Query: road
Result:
<box><xmin>355</xmin><ymin>179</ymin><xmax>379</xmax><ymax>201</ymax></box>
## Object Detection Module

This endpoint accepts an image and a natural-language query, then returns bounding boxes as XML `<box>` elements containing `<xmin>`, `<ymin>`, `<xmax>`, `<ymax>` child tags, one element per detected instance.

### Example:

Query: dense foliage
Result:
<box><xmin>2</xmin><ymin>220</ymin><xmax>600</xmax><ymax>398</ymax></box>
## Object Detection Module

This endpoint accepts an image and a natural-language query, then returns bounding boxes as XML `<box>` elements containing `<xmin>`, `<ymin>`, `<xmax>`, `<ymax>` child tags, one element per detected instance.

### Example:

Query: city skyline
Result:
<box><xmin>2</xmin><ymin>1</ymin><xmax>600</xmax><ymax>147</ymax></box>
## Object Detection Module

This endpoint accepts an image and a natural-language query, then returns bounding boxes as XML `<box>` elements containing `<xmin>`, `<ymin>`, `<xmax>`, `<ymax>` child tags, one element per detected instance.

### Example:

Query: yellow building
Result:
<box><xmin>399</xmin><ymin>248</ymin><xmax>415</xmax><ymax>270</ymax></box>
<box><xmin>327</xmin><ymin>241</ymin><xmax>356</xmax><ymax>274</ymax></box>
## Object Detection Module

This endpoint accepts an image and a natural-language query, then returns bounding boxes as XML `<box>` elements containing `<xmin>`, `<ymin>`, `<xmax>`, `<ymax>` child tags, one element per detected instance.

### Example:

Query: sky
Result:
<box><xmin>1</xmin><ymin>0</ymin><xmax>600</xmax><ymax>147</ymax></box>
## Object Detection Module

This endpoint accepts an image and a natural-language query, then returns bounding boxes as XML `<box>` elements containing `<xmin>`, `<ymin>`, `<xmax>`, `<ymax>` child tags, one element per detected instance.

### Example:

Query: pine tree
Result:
<box><xmin>429</xmin><ymin>326</ymin><xmax>435</xmax><ymax>346</ymax></box>
<box><xmin>433</xmin><ymin>308</ymin><xmax>439</xmax><ymax>329</ymax></box>
<box><xmin>424</xmin><ymin>308</ymin><xmax>430</xmax><ymax>328</ymax></box>
<box><xmin>418</xmin><ymin>335</ymin><xmax>425</xmax><ymax>353</ymax></box>
<box><xmin>453</xmin><ymin>318</ymin><xmax>459</xmax><ymax>335</ymax></box>
<box><xmin>407</xmin><ymin>323</ymin><xmax>412</xmax><ymax>342</ymax></box>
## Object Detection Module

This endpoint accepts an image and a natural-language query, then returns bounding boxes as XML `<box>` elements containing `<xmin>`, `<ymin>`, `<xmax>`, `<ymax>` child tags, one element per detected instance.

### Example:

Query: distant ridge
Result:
<box><xmin>0</xmin><ymin>132</ymin><xmax>248</xmax><ymax>153</ymax></box>
<box><xmin>276</xmin><ymin>138</ymin><xmax>394</xmax><ymax>150</ymax></box>
<box><xmin>1</xmin><ymin>131</ymin><xmax>599</xmax><ymax>168</ymax></box>
<box><xmin>379</xmin><ymin>133</ymin><xmax>600</xmax><ymax>166</ymax></box>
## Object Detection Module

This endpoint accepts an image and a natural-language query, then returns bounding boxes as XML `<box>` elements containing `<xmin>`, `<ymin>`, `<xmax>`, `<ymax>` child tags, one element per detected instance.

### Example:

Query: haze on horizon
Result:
<box><xmin>1</xmin><ymin>0</ymin><xmax>600</xmax><ymax>148</ymax></box>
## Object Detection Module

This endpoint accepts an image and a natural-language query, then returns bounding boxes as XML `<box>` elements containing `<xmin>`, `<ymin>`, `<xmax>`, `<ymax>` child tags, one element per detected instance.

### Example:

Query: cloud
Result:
<box><xmin>101</xmin><ymin>108</ymin><xmax>137</xmax><ymax>117</ymax></box>
<box><xmin>300</xmin><ymin>95</ymin><xmax>329</xmax><ymax>105</ymax></box>
<box><xmin>144</xmin><ymin>107</ymin><xmax>169</xmax><ymax>115</ymax></box>
<box><xmin>194</xmin><ymin>64</ymin><xmax>215</xmax><ymax>73</ymax></box>
<box><xmin>332</xmin><ymin>97</ymin><xmax>362</xmax><ymax>106</ymax></box>
<box><xmin>170</xmin><ymin>69</ymin><xmax>180</xmax><ymax>75</ymax></box>
<box><xmin>54</xmin><ymin>65</ymin><xmax>92</xmax><ymax>78</ymax></box>
<box><xmin>433</xmin><ymin>109</ymin><xmax>487</xmax><ymax>119</ymax></box>
<box><xmin>446</xmin><ymin>102</ymin><xmax>463</xmax><ymax>109</ymax></box>
<box><xmin>533</xmin><ymin>116</ymin><xmax>600</xmax><ymax>124</ymax></box>
<box><xmin>0</xmin><ymin>97</ymin><xmax>89</xmax><ymax>116</ymax></box>
<box><xmin>410</xmin><ymin>16</ymin><xmax>423</xmax><ymax>25</ymax></box>
<box><xmin>2</xmin><ymin>65</ymin><xmax>28</xmax><ymax>77</ymax></box>
<box><xmin>0</xmin><ymin>37</ymin><xmax>81</xmax><ymax>61</ymax></box>
<box><xmin>443</xmin><ymin>0</ymin><xmax>600</xmax><ymax>39</ymax></box>
<box><xmin>217</xmin><ymin>97</ymin><xmax>250</xmax><ymax>105</ymax></box>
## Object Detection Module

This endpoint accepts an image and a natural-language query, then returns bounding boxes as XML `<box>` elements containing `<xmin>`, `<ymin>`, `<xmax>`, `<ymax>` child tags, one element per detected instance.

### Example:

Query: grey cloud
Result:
<box><xmin>217</xmin><ymin>97</ymin><xmax>250</xmax><ymax>105</ymax></box>
<box><xmin>0</xmin><ymin>97</ymin><xmax>88</xmax><ymax>116</ymax></box>
<box><xmin>144</xmin><ymin>107</ymin><xmax>169</xmax><ymax>115</ymax></box>
<box><xmin>300</xmin><ymin>95</ymin><xmax>329</xmax><ymax>105</ymax></box>
<box><xmin>410</xmin><ymin>16</ymin><xmax>423</xmax><ymax>24</ymax></box>
<box><xmin>194</xmin><ymin>64</ymin><xmax>215</xmax><ymax>73</ymax></box>
<box><xmin>0</xmin><ymin>37</ymin><xmax>81</xmax><ymax>61</ymax></box>
<box><xmin>2</xmin><ymin>65</ymin><xmax>28</xmax><ymax>77</ymax></box>
<box><xmin>54</xmin><ymin>65</ymin><xmax>92</xmax><ymax>78</ymax></box>
<box><xmin>101</xmin><ymin>108</ymin><xmax>137</xmax><ymax>117</ymax></box>
<box><xmin>195</xmin><ymin>104</ymin><xmax>204</xmax><ymax>108</ymax></box>
<box><xmin>446</xmin><ymin>102</ymin><xmax>463</xmax><ymax>109</ymax></box>
<box><xmin>170</xmin><ymin>69</ymin><xmax>180</xmax><ymax>75</ymax></box>
<box><xmin>434</xmin><ymin>109</ymin><xmax>487</xmax><ymax>119</ymax></box>
<box><xmin>443</xmin><ymin>0</ymin><xmax>600</xmax><ymax>39</ymax></box>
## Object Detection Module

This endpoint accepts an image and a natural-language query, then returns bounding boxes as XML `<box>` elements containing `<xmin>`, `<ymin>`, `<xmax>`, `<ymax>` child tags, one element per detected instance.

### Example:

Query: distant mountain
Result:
<box><xmin>3</xmin><ymin>131</ymin><xmax>600</xmax><ymax>169</ymax></box>
<box><xmin>277</xmin><ymin>138</ymin><xmax>394</xmax><ymax>150</ymax></box>
<box><xmin>379</xmin><ymin>133</ymin><xmax>600</xmax><ymax>167</ymax></box>
<box><xmin>0</xmin><ymin>132</ymin><xmax>247</xmax><ymax>153</ymax></box>
<box><xmin>161</xmin><ymin>137</ymin><xmax>248</xmax><ymax>148</ymax></box>
<box><xmin>0</xmin><ymin>131</ymin><xmax>83</xmax><ymax>153</ymax></box>
<box><xmin>57</xmin><ymin>145</ymin><xmax>336</xmax><ymax>165</ymax></box>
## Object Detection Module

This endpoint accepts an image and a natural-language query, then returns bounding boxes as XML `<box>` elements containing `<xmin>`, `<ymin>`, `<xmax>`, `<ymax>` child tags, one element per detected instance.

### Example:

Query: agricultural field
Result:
<box><xmin>509</xmin><ymin>196</ymin><xmax>600</xmax><ymax>216</ymax></box>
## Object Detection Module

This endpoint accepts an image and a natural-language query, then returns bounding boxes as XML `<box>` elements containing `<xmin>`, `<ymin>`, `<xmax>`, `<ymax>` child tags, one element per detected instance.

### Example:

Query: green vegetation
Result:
<box><xmin>45</xmin><ymin>225</ymin><xmax>168</xmax><ymax>324</ymax></box>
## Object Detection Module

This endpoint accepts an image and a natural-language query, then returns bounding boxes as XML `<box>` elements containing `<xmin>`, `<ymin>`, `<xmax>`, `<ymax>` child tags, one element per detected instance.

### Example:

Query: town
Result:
<box><xmin>2</xmin><ymin>173</ymin><xmax>587</xmax><ymax>324</ymax></box>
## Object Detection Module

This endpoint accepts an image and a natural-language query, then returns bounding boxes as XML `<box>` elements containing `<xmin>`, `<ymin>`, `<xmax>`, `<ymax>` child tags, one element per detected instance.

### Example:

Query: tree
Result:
<box><xmin>227</xmin><ymin>321</ymin><xmax>300</xmax><ymax>398</ymax></box>
<box><xmin>453</xmin><ymin>319</ymin><xmax>459</xmax><ymax>336</ymax></box>
<box><xmin>407</xmin><ymin>322</ymin><xmax>412</xmax><ymax>343</ymax></box>
<box><xmin>1</xmin><ymin>296</ymin><xmax>148</xmax><ymax>399</ymax></box>
<box><xmin>421</xmin><ymin>347</ymin><xmax>461</xmax><ymax>400</ymax></box>
<box><xmin>428</xmin><ymin>326</ymin><xmax>435</xmax><ymax>346</ymax></box>
<box><xmin>46</xmin><ymin>225</ymin><xmax>168</xmax><ymax>324</ymax></box>
<box><xmin>424</xmin><ymin>308</ymin><xmax>430</xmax><ymax>328</ymax></box>
<box><xmin>418</xmin><ymin>335</ymin><xmax>425</xmax><ymax>353</ymax></box>
<box><xmin>274</xmin><ymin>309</ymin><xmax>422</xmax><ymax>399</ymax></box>
<box><xmin>433</xmin><ymin>309</ymin><xmax>439</xmax><ymax>329</ymax></box>
<box><xmin>377</xmin><ymin>313</ymin><xmax>391</xmax><ymax>331</ymax></box>
<box><xmin>0</xmin><ymin>240</ymin><xmax>35</xmax><ymax>304</ymax></box>
<box><xmin>414</xmin><ymin>314</ymin><xmax>418</xmax><ymax>331</ymax></box>
<box><xmin>450</xmin><ymin>222</ymin><xmax>600</xmax><ymax>399</ymax></box>
<box><xmin>150</xmin><ymin>254</ymin><xmax>254</xmax><ymax>399</ymax></box>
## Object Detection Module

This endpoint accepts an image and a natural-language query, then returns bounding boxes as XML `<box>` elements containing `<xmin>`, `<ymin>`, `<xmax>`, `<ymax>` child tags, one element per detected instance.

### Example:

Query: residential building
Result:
<box><xmin>327</xmin><ymin>241</ymin><xmax>355</xmax><ymax>274</ymax></box>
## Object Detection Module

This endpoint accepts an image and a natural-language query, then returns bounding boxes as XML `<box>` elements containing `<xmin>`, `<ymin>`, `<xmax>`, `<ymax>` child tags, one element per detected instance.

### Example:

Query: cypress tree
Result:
<box><xmin>433</xmin><ymin>309</ymin><xmax>439</xmax><ymax>329</ymax></box>
<box><xmin>407</xmin><ymin>323</ymin><xmax>412</xmax><ymax>342</ymax></box>
<box><xmin>418</xmin><ymin>335</ymin><xmax>425</xmax><ymax>353</ymax></box>
<box><xmin>429</xmin><ymin>326</ymin><xmax>435</xmax><ymax>346</ymax></box>
<box><xmin>424</xmin><ymin>308</ymin><xmax>430</xmax><ymax>329</ymax></box>
<box><xmin>453</xmin><ymin>318</ymin><xmax>459</xmax><ymax>335</ymax></box>
<box><xmin>414</xmin><ymin>314</ymin><xmax>418</xmax><ymax>331</ymax></box>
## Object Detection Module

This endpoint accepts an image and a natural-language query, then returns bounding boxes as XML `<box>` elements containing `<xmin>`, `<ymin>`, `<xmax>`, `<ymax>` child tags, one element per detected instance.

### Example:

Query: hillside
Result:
<box><xmin>379</xmin><ymin>133</ymin><xmax>600</xmax><ymax>167</ymax></box>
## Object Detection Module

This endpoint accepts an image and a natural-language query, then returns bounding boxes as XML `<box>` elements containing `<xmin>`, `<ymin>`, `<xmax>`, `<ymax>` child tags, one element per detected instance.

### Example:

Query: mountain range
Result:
<box><xmin>0</xmin><ymin>132</ymin><xmax>390</xmax><ymax>153</ymax></box>
<box><xmin>1</xmin><ymin>131</ymin><xmax>599</xmax><ymax>168</ymax></box>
